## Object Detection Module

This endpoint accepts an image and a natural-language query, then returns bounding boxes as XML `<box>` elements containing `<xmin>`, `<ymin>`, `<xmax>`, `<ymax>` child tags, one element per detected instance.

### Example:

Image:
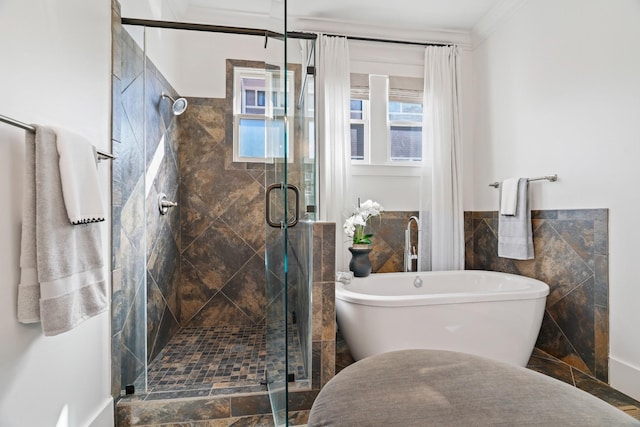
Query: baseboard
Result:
<box><xmin>610</xmin><ymin>357</ymin><xmax>640</xmax><ymax>402</ymax></box>
<box><xmin>87</xmin><ymin>396</ymin><xmax>114</xmax><ymax>427</ymax></box>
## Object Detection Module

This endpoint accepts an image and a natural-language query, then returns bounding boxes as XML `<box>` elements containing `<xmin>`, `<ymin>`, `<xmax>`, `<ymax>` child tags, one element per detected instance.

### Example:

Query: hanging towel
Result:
<box><xmin>17</xmin><ymin>126</ymin><xmax>107</xmax><ymax>336</ymax></box>
<box><xmin>498</xmin><ymin>178</ymin><xmax>534</xmax><ymax>260</ymax></box>
<box><xmin>17</xmin><ymin>130</ymin><xmax>40</xmax><ymax>323</ymax></box>
<box><xmin>53</xmin><ymin>127</ymin><xmax>105</xmax><ymax>225</ymax></box>
<box><xmin>499</xmin><ymin>177</ymin><xmax>520</xmax><ymax>216</ymax></box>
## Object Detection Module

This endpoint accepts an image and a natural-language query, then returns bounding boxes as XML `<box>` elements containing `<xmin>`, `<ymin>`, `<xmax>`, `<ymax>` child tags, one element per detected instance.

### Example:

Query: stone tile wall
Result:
<box><xmin>178</xmin><ymin>58</ymin><xmax>305</xmax><ymax>329</ymax></box>
<box><xmin>311</xmin><ymin>222</ymin><xmax>336</xmax><ymax>388</ymax></box>
<box><xmin>289</xmin><ymin>222</ymin><xmax>313</xmax><ymax>376</ymax></box>
<box><xmin>465</xmin><ymin>209</ymin><xmax>609</xmax><ymax>382</ymax></box>
<box><xmin>177</xmin><ymin>93</ymin><xmax>268</xmax><ymax>327</ymax></box>
<box><xmin>143</xmin><ymin>55</ymin><xmax>182</xmax><ymax>363</ymax></box>
<box><xmin>367</xmin><ymin>211</ymin><xmax>419</xmax><ymax>273</ymax></box>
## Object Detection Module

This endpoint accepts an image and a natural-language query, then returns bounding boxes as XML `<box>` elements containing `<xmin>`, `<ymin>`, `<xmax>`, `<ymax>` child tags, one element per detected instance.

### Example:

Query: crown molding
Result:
<box><xmin>182</xmin><ymin>5</ymin><xmax>272</xmax><ymax>30</ymax></box>
<box><xmin>471</xmin><ymin>0</ymin><xmax>530</xmax><ymax>49</ymax></box>
<box><xmin>289</xmin><ymin>16</ymin><xmax>471</xmax><ymax>48</ymax></box>
<box><xmin>180</xmin><ymin>6</ymin><xmax>472</xmax><ymax>48</ymax></box>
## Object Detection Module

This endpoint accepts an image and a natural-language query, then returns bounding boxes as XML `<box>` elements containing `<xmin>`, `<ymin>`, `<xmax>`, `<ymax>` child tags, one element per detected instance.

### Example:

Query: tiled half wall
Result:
<box><xmin>465</xmin><ymin>209</ymin><xmax>609</xmax><ymax>382</ymax></box>
<box><xmin>367</xmin><ymin>211</ymin><xmax>419</xmax><ymax>273</ymax></box>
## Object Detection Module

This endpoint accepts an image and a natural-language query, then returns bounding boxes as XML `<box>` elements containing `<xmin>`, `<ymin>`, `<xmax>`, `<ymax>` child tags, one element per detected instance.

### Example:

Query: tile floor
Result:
<box><xmin>131</xmin><ymin>324</ymin><xmax>306</xmax><ymax>400</ymax></box>
<box><xmin>528</xmin><ymin>348</ymin><xmax>640</xmax><ymax>420</ymax></box>
<box><xmin>122</xmin><ymin>325</ymin><xmax>640</xmax><ymax>423</ymax></box>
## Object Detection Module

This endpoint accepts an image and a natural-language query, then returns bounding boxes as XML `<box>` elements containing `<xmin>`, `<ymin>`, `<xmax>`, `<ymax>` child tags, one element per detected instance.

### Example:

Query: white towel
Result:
<box><xmin>499</xmin><ymin>177</ymin><xmax>520</xmax><ymax>216</ymax></box>
<box><xmin>17</xmin><ymin>126</ymin><xmax>107</xmax><ymax>336</ymax></box>
<box><xmin>17</xmin><ymin>129</ymin><xmax>40</xmax><ymax>323</ymax></box>
<box><xmin>498</xmin><ymin>178</ymin><xmax>535</xmax><ymax>260</ymax></box>
<box><xmin>54</xmin><ymin>127</ymin><xmax>105</xmax><ymax>225</ymax></box>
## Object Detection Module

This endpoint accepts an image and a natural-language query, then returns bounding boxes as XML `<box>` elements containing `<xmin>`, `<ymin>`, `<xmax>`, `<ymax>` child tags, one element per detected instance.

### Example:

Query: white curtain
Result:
<box><xmin>316</xmin><ymin>35</ymin><xmax>352</xmax><ymax>272</ymax></box>
<box><xmin>419</xmin><ymin>45</ymin><xmax>464</xmax><ymax>271</ymax></box>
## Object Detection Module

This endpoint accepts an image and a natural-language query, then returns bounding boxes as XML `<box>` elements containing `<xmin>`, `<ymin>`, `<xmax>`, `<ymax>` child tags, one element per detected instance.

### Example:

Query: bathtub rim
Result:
<box><xmin>335</xmin><ymin>270</ymin><xmax>550</xmax><ymax>307</ymax></box>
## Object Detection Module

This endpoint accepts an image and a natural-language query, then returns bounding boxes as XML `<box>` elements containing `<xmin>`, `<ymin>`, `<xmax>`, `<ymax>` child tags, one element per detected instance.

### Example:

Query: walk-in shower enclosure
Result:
<box><xmin>111</xmin><ymin>2</ymin><xmax>316</xmax><ymax>424</ymax></box>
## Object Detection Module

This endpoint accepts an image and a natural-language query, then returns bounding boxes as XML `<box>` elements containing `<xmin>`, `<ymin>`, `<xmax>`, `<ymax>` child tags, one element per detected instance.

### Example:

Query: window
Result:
<box><xmin>350</xmin><ymin>99</ymin><xmax>368</xmax><ymax>161</ymax></box>
<box><xmin>388</xmin><ymin>101</ymin><xmax>423</xmax><ymax>161</ymax></box>
<box><xmin>233</xmin><ymin>67</ymin><xmax>295</xmax><ymax>162</ymax></box>
<box><xmin>349</xmin><ymin>74</ymin><xmax>423</xmax><ymax>164</ymax></box>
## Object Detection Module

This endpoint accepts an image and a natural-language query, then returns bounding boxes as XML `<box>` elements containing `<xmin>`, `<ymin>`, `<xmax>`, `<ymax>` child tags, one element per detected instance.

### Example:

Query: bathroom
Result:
<box><xmin>1</xmin><ymin>0</ymin><xmax>640</xmax><ymax>426</ymax></box>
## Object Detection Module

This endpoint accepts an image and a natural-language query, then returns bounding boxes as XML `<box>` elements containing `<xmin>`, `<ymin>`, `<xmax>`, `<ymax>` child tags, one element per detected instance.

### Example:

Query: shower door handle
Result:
<box><xmin>265</xmin><ymin>183</ymin><xmax>300</xmax><ymax>228</ymax></box>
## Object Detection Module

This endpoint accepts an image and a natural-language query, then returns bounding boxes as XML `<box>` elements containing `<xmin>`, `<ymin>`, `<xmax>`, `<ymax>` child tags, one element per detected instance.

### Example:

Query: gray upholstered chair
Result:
<box><xmin>308</xmin><ymin>349</ymin><xmax>640</xmax><ymax>426</ymax></box>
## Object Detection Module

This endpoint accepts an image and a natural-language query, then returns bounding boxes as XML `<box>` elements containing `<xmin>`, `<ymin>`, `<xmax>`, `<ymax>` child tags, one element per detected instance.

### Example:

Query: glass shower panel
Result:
<box><xmin>114</xmin><ymin>22</ymin><xmax>185</xmax><ymax>398</ymax></box>
<box><xmin>264</xmin><ymin>42</ymin><xmax>289</xmax><ymax>427</ymax></box>
<box><xmin>288</xmin><ymin>37</ymin><xmax>315</xmax><ymax>390</ymax></box>
<box><xmin>113</xmin><ymin>23</ymin><xmax>148</xmax><ymax>395</ymax></box>
<box><xmin>139</xmin><ymin>25</ymin><xmax>182</xmax><ymax>390</ymax></box>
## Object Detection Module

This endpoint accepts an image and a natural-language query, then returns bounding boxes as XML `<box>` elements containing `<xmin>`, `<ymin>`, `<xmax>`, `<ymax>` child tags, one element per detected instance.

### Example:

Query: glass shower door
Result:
<box><xmin>264</xmin><ymin>2</ymin><xmax>291</xmax><ymax>424</ymax></box>
<box><xmin>265</xmin><ymin>2</ymin><xmax>316</xmax><ymax>425</ymax></box>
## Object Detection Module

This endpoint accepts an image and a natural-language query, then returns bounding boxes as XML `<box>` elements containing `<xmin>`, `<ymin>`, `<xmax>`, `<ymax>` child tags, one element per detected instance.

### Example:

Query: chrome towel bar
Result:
<box><xmin>0</xmin><ymin>114</ymin><xmax>115</xmax><ymax>161</ymax></box>
<box><xmin>489</xmin><ymin>174</ymin><xmax>557</xmax><ymax>188</ymax></box>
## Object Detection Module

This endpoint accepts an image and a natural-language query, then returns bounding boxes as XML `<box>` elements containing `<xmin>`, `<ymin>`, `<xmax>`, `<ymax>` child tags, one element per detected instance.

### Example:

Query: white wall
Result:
<box><xmin>121</xmin><ymin>0</ymin><xmax>302</xmax><ymax>100</ymax></box>
<box><xmin>0</xmin><ymin>1</ymin><xmax>113</xmax><ymax>426</ymax></box>
<box><xmin>144</xmin><ymin>30</ymin><xmax>303</xmax><ymax>99</ymax></box>
<box><xmin>471</xmin><ymin>0</ymin><xmax>640</xmax><ymax>400</ymax></box>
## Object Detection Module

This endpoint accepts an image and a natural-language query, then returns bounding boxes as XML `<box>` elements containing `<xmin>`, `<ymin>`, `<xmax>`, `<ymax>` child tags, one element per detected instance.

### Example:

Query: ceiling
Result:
<box><xmin>120</xmin><ymin>0</ymin><xmax>517</xmax><ymax>43</ymax></box>
<box><xmin>185</xmin><ymin>0</ymin><xmax>505</xmax><ymax>32</ymax></box>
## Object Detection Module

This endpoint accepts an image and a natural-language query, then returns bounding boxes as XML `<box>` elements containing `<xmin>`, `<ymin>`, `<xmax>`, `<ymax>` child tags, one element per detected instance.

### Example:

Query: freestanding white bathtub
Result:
<box><xmin>335</xmin><ymin>270</ymin><xmax>549</xmax><ymax>367</ymax></box>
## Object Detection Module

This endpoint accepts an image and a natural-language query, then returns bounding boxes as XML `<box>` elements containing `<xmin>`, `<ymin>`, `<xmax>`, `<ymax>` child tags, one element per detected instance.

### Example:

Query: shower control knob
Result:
<box><xmin>158</xmin><ymin>193</ymin><xmax>178</xmax><ymax>215</ymax></box>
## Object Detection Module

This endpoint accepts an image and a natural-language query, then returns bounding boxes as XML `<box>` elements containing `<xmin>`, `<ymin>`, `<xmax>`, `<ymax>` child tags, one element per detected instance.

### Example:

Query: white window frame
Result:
<box><xmin>233</xmin><ymin>66</ymin><xmax>295</xmax><ymax>163</ymax></box>
<box><xmin>350</xmin><ymin>74</ymin><xmax>424</xmax><ymax>169</ymax></box>
<box><xmin>349</xmin><ymin>98</ymin><xmax>370</xmax><ymax>164</ymax></box>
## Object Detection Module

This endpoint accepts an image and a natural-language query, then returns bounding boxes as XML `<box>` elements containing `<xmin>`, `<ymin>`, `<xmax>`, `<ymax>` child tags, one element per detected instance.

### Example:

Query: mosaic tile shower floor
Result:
<box><xmin>132</xmin><ymin>324</ymin><xmax>306</xmax><ymax>400</ymax></box>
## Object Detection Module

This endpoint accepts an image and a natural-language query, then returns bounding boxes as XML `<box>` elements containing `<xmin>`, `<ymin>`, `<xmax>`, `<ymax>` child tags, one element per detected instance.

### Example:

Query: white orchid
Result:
<box><xmin>343</xmin><ymin>199</ymin><xmax>384</xmax><ymax>245</ymax></box>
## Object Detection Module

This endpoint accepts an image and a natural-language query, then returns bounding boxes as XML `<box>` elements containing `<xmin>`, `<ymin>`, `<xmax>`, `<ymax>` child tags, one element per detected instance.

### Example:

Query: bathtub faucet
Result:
<box><xmin>404</xmin><ymin>216</ymin><xmax>420</xmax><ymax>272</ymax></box>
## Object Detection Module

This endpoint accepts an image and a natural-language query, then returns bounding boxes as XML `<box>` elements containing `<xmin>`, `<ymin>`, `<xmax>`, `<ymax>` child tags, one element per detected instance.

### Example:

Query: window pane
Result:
<box><xmin>350</xmin><ymin>123</ymin><xmax>365</xmax><ymax>160</ymax></box>
<box><xmin>245</xmin><ymin>90</ymin><xmax>256</xmax><ymax>107</ymax></box>
<box><xmin>350</xmin><ymin>99</ymin><xmax>363</xmax><ymax>120</ymax></box>
<box><xmin>390</xmin><ymin>126</ymin><xmax>422</xmax><ymax>161</ymax></box>
<box><xmin>238</xmin><ymin>118</ymin><xmax>265</xmax><ymax>158</ymax></box>
<box><xmin>388</xmin><ymin>101</ymin><xmax>423</xmax><ymax>122</ymax></box>
<box><xmin>267</xmin><ymin>119</ymin><xmax>286</xmax><ymax>158</ymax></box>
<box><xmin>257</xmin><ymin>91</ymin><xmax>266</xmax><ymax>107</ymax></box>
<box><xmin>388</xmin><ymin>101</ymin><xmax>401</xmax><ymax>113</ymax></box>
<box><xmin>389</xmin><ymin>113</ymin><xmax>422</xmax><ymax>121</ymax></box>
<box><xmin>402</xmin><ymin>103</ymin><xmax>423</xmax><ymax>113</ymax></box>
<box><xmin>241</xmin><ymin>77</ymin><xmax>265</xmax><ymax>113</ymax></box>
<box><xmin>246</xmin><ymin>107</ymin><xmax>265</xmax><ymax>115</ymax></box>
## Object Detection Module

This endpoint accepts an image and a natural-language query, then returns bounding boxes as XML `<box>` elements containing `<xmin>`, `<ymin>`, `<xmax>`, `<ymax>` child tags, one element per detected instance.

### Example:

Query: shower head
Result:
<box><xmin>161</xmin><ymin>92</ymin><xmax>188</xmax><ymax>116</ymax></box>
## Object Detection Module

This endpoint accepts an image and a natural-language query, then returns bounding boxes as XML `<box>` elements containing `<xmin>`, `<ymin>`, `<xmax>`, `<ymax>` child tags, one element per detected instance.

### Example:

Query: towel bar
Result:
<box><xmin>0</xmin><ymin>114</ymin><xmax>116</xmax><ymax>161</ymax></box>
<box><xmin>489</xmin><ymin>174</ymin><xmax>557</xmax><ymax>188</ymax></box>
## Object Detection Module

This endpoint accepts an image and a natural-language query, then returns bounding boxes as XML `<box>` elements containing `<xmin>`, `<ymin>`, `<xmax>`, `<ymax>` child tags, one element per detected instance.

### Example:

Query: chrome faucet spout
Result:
<box><xmin>406</xmin><ymin>215</ymin><xmax>419</xmax><ymax>231</ymax></box>
<box><xmin>404</xmin><ymin>216</ymin><xmax>421</xmax><ymax>272</ymax></box>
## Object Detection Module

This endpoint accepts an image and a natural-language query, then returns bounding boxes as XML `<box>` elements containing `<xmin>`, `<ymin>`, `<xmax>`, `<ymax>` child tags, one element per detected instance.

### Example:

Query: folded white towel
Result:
<box><xmin>17</xmin><ymin>126</ymin><xmax>107</xmax><ymax>336</ymax></box>
<box><xmin>54</xmin><ymin>127</ymin><xmax>105</xmax><ymax>225</ymax></box>
<box><xmin>498</xmin><ymin>178</ymin><xmax>534</xmax><ymax>260</ymax></box>
<box><xmin>499</xmin><ymin>177</ymin><xmax>520</xmax><ymax>216</ymax></box>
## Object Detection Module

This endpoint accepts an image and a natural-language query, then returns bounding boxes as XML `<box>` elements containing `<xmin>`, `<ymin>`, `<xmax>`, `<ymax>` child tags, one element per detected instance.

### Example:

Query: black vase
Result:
<box><xmin>348</xmin><ymin>246</ymin><xmax>372</xmax><ymax>277</ymax></box>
